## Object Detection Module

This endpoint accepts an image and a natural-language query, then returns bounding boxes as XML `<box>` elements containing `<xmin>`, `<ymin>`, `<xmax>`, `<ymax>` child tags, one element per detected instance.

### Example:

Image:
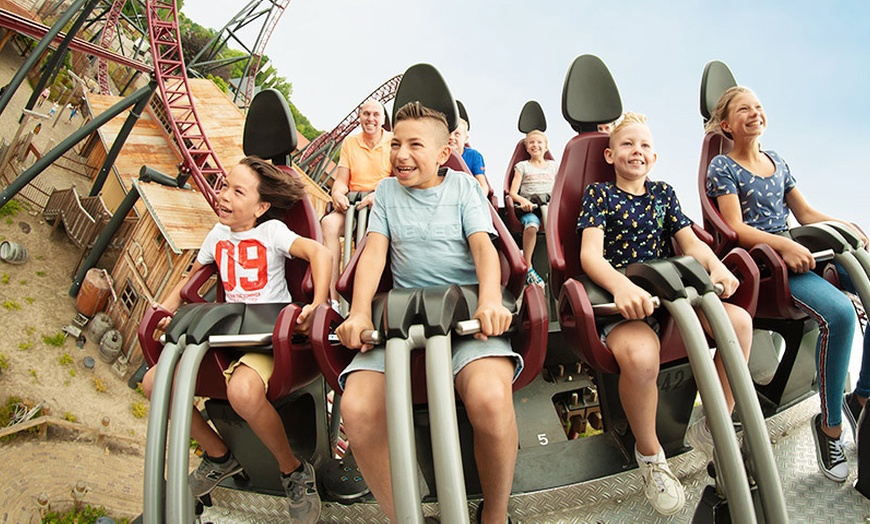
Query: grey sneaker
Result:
<box><xmin>636</xmin><ymin>448</ymin><xmax>685</xmax><ymax>516</ymax></box>
<box><xmin>811</xmin><ymin>413</ymin><xmax>848</xmax><ymax>482</ymax></box>
<box><xmin>686</xmin><ymin>418</ymin><xmax>715</xmax><ymax>463</ymax></box>
<box><xmin>188</xmin><ymin>453</ymin><xmax>243</xmax><ymax>498</ymax></box>
<box><xmin>282</xmin><ymin>458</ymin><xmax>321</xmax><ymax>523</ymax></box>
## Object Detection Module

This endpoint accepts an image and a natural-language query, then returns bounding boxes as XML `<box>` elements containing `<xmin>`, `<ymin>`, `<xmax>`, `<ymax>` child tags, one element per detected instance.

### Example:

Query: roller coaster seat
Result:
<box><xmin>503</xmin><ymin>100</ymin><xmax>556</xmax><ymax>234</ymax></box>
<box><xmin>547</xmin><ymin>55</ymin><xmax>759</xmax><ymax>376</ymax></box>
<box><xmin>137</xmin><ymin>87</ymin><xmax>322</xmax><ymax>402</ymax></box>
<box><xmin>310</xmin><ymin>167</ymin><xmax>549</xmax><ymax>404</ymax></box>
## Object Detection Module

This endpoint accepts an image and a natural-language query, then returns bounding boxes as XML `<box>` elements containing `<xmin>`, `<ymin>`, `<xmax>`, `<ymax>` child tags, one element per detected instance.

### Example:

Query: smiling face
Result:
<box><xmin>359</xmin><ymin>100</ymin><xmax>385</xmax><ymax>137</ymax></box>
<box><xmin>390</xmin><ymin>117</ymin><xmax>451</xmax><ymax>189</ymax></box>
<box><xmin>447</xmin><ymin>119</ymin><xmax>469</xmax><ymax>153</ymax></box>
<box><xmin>720</xmin><ymin>91</ymin><xmax>766</xmax><ymax>140</ymax></box>
<box><xmin>524</xmin><ymin>131</ymin><xmax>548</xmax><ymax>160</ymax></box>
<box><xmin>216</xmin><ymin>163</ymin><xmax>270</xmax><ymax>232</ymax></box>
<box><xmin>604</xmin><ymin>122</ymin><xmax>657</xmax><ymax>184</ymax></box>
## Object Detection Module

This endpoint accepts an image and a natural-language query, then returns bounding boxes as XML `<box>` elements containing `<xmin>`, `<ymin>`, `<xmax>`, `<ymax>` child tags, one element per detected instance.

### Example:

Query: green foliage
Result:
<box><xmin>18</xmin><ymin>279</ymin><xmax>27</xmax><ymax>285</ymax></box>
<box><xmin>62</xmin><ymin>411</ymin><xmax>77</xmax><ymax>423</ymax></box>
<box><xmin>0</xmin><ymin>353</ymin><xmax>8</xmax><ymax>371</ymax></box>
<box><xmin>24</xmin><ymin>297</ymin><xmax>33</xmax><ymax>304</ymax></box>
<box><xmin>207</xmin><ymin>74</ymin><xmax>229</xmax><ymax>93</ymax></box>
<box><xmin>58</xmin><ymin>353</ymin><xmax>73</xmax><ymax>366</ymax></box>
<box><xmin>35</xmin><ymin>271</ymin><xmax>46</xmax><ymax>277</ymax></box>
<box><xmin>0</xmin><ymin>199</ymin><xmax>22</xmax><ymax>218</ymax></box>
<box><xmin>3</xmin><ymin>300</ymin><xmax>20</xmax><ymax>311</ymax></box>
<box><xmin>28</xmin><ymin>368</ymin><xmax>39</xmax><ymax>383</ymax></box>
<box><xmin>132</xmin><ymin>401</ymin><xmax>148</xmax><ymax>419</ymax></box>
<box><xmin>288</xmin><ymin>100</ymin><xmax>321</xmax><ymax>141</ymax></box>
<box><xmin>42</xmin><ymin>504</ymin><xmax>115</xmax><ymax>524</ymax></box>
<box><xmin>1</xmin><ymin>273</ymin><xmax>8</xmax><ymax>284</ymax></box>
<box><xmin>18</xmin><ymin>341</ymin><xmax>32</xmax><ymax>351</ymax></box>
<box><xmin>42</xmin><ymin>332</ymin><xmax>66</xmax><ymax>347</ymax></box>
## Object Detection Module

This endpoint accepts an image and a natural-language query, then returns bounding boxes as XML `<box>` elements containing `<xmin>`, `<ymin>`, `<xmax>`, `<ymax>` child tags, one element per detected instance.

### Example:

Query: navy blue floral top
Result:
<box><xmin>577</xmin><ymin>180</ymin><xmax>693</xmax><ymax>269</ymax></box>
<box><xmin>705</xmin><ymin>150</ymin><xmax>796</xmax><ymax>233</ymax></box>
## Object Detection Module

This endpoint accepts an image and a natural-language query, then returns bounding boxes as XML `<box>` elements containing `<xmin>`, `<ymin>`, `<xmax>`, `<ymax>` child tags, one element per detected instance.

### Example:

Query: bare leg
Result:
<box><xmin>226</xmin><ymin>366</ymin><xmax>300</xmax><ymax>474</ymax></box>
<box><xmin>341</xmin><ymin>371</ymin><xmax>394</xmax><ymax>521</ymax></box>
<box><xmin>142</xmin><ymin>365</ymin><xmax>228</xmax><ymax>457</ymax></box>
<box><xmin>522</xmin><ymin>225</ymin><xmax>537</xmax><ymax>269</ymax></box>
<box><xmin>697</xmin><ymin>303</ymin><xmax>753</xmax><ymax>413</ymax></box>
<box><xmin>455</xmin><ymin>357</ymin><xmax>517</xmax><ymax>524</ymax></box>
<box><xmin>321</xmin><ymin>211</ymin><xmax>347</xmax><ymax>302</ymax></box>
<box><xmin>607</xmin><ymin>321</ymin><xmax>662</xmax><ymax>456</ymax></box>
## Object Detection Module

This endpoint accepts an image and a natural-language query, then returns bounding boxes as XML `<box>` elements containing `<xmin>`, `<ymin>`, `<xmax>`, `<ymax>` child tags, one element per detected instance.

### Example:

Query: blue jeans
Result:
<box><xmin>789</xmin><ymin>269</ymin><xmax>858</xmax><ymax>427</ymax></box>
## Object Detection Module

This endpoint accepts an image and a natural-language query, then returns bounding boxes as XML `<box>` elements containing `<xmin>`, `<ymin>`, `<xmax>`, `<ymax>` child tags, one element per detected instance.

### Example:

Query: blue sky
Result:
<box><xmin>184</xmin><ymin>1</ymin><xmax>870</xmax><ymax>229</ymax></box>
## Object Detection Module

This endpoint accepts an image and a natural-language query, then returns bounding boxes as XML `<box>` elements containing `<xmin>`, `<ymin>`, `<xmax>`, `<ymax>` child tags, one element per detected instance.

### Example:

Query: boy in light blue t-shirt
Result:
<box><xmin>337</xmin><ymin>101</ymin><xmax>520</xmax><ymax>523</ymax></box>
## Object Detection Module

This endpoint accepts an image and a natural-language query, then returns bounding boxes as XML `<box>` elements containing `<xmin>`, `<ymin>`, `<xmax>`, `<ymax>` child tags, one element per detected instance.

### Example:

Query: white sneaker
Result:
<box><xmin>636</xmin><ymin>448</ymin><xmax>686</xmax><ymax>516</ymax></box>
<box><xmin>686</xmin><ymin>418</ymin><xmax>715</xmax><ymax>463</ymax></box>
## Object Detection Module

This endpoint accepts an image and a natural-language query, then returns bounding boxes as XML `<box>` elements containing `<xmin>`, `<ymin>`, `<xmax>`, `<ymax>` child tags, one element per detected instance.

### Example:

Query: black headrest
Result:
<box><xmin>700</xmin><ymin>60</ymin><xmax>737</xmax><ymax>123</ymax></box>
<box><xmin>518</xmin><ymin>100</ymin><xmax>547</xmax><ymax>133</ymax></box>
<box><xmin>244</xmin><ymin>88</ymin><xmax>297</xmax><ymax>164</ymax></box>
<box><xmin>392</xmin><ymin>63</ymin><xmax>458</xmax><ymax>132</ymax></box>
<box><xmin>383</xmin><ymin>108</ymin><xmax>392</xmax><ymax>132</ymax></box>
<box><xmin>561</xmin><ymin>54</ymin><xmax>622</xmax><ymax>134</ymax></box>
<box><xmin>456</xmin><ymin>99</ymin><xmax>469</xmax><ymax>129</ymax></box>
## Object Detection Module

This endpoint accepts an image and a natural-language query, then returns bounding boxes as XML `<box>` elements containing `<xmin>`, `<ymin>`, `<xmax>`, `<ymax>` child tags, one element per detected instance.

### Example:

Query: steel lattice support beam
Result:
<box><xmin>96</xmin><ymin>0</ymin><xmax>126</xmax><ymax>94</ymax></box>
<box><xmin>146</xmin><ymin>0</ymin><xmax>224</xmax><ymax>211</ymax></box>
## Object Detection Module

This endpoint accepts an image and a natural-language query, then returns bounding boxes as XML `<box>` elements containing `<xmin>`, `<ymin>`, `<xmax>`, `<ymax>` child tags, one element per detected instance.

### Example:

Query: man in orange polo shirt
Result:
<box><xmin>322</xmin><ymin>99</ymin><xmax>392</xmax><ymax>303</ymax></box>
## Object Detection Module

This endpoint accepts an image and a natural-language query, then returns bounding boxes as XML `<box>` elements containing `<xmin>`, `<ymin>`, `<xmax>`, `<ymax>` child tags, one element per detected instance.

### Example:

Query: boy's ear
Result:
<box><xmin>603</xmin><ymin>147</ymin><xmax>615</xmax><ymax>165</ymax></box>
<box><xmin>437</xmin><ymin>144</ymin><xmax>452</xmax><ymax>166</ymax></box>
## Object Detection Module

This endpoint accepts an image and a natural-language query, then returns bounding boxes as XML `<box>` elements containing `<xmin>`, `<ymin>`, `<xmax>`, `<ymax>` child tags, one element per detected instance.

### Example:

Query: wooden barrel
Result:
<box><xmin>75</xmin><ymin>268</ymin><xmax>111</xmax><ymax>317</ymax></box>
<box><xmin>0</xmin><ymin>241</ymin><xmax>27</xmax><ymax>264</ymax></box>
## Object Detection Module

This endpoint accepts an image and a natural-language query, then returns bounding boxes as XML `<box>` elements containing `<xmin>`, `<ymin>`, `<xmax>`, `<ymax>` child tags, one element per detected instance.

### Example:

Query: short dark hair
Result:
<box><xmin>239</xmin><ymin>156</ymin><xmax>308</xmax><ymax>225</ymax></box>
<box><xmin>394</xmin><ymin>101</ymin><xmax>450</xmax><ymax>144</ymax></box>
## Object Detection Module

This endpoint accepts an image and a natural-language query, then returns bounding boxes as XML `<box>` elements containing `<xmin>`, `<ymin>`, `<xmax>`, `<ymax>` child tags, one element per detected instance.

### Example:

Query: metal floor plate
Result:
<box><xmin>202</xmin><ymin>397</ymin><xmax>870</xmax><ymax>523</ymax></box>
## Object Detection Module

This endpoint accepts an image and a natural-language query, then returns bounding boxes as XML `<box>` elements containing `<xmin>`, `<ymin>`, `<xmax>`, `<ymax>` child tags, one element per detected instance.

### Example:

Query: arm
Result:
<box><xmin>508</xmin><ymin>168</ymin><xmax>535</xmax><ymax>212</ymax></box>
<box><xmin>716</xmin><ymin>193</ymin><xmax>815</xmax><ymax>273</ymax></box>
<box><xmin>580</xmin><ymin>227</ymin><xmax>655</xmax><ymax>319</ymax></box>
<box><xmin>331</xmin><ymin>166</ymin><xmax>351</xmax><ymax>212</ymax></box>
<box><xmin>335</xmin><ymin>232</ymin><xmax>389</xmax><ymax>351</ymax></box>
<box><xmin>288</xmin><ymin>237</ymin><xmax>333</xmax><ymax>333</ymax></box>
<box><xmin>474</xmin><ymin>174</ymin><xmax>489</xmax><ymax>194</ymax></box>
<box><xmin>154</xmin><ymin>259</ymin><xmax>206</xmax><ymax>329</ymax></box>
<box><xmin>468</xmin><ymin>231</ymin><xmax>513</xmax><ymax>340</ymax></box>
<box><xmin>674</xmin><ymin>227</ymin><xmax>739</xmax><ymax>298</ymax></box>
<box><xmin>787</xmin><ymin>187</ymin><xmax>868</xmax><ymax>247</ymax></box>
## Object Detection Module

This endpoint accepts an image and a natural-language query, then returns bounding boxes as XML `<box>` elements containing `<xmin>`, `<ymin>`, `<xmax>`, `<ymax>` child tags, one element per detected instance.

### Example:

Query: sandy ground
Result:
<box><xmin>0</xmin><ymin>41</ymin><xmax>149</xmax><ymax>520</ymax></box>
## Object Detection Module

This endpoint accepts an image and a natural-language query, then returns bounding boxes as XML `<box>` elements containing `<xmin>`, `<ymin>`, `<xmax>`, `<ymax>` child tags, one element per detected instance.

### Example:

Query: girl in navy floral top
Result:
<box><xmin>706</xmin><ymin>86</ymin><xmax>870</xmax><ymax>483</ymax></box>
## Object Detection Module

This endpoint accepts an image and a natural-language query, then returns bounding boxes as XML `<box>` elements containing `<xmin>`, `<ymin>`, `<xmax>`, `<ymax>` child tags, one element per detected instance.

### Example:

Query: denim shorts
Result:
<box><xmin>338</xmin><ymin>335</ymin><xmax>523</xmax><ymax>391</ymax></box>
<box><xmin>598</xmin><ymin>316</ymin><xmax>660</xmax><ymax>344</ymax></box>
<box><xmin>520</xmin><ymin>212</ymin><xmax>541</xmax><ymax>230</ymax></box>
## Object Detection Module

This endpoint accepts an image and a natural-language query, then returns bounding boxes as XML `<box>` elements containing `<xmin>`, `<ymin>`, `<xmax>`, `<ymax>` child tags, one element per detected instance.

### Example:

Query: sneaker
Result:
<box><xmin>843</xmin><ymin>392</ymin><xmax>863</xmax><ymax>444</ymax></box>
<box><xmin>475</xmin><ymin>500</ymin><xmax>513</xmax><ymax>523</ymax></box>
<box><xmin>525</xmin><ymin>268</ymin><xmax>544</xmax><ymax>287</ymax></box>
<box><xmin>636</xmin><ymin>448</ymin><xmax>685</xmax><ymax>516</ymax></box>
<box><xmin>282</xmin><ymin>458</ymin><xmax>321</xmax><ymax>523</ymax></box>
<box><xmin>811</xmin><ymin>413</ymin><xmax>849</xmax><ymax>482</ymax></box>
<box><xmin>188</xmin><ymin>453</ymin><xmax>243</xmax><ymax>498</ymax></box>
<box><xmin>686</xmin><ymin>418</ymin><xmax>715</xmax><ymax>463</ymax></box>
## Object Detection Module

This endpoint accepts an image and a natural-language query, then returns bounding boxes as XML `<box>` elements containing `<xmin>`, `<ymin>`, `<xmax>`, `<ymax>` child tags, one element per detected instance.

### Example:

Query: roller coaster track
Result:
<box><xmin>96</xmin><ymin>0</ymin><xmax>125</xmax><ymax>95</ymax></box>
<box><xmin>145</xmin><ymin>0</ymin><xmax>224</xmax><ymax>210</ymax></box>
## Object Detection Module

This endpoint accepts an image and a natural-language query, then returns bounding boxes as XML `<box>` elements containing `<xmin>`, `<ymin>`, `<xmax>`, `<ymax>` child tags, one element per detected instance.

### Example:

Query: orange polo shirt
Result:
<box><xmin>338</xmin><ymin>130</ymin><xmax>393</xmax><ymax>191</ymax></box>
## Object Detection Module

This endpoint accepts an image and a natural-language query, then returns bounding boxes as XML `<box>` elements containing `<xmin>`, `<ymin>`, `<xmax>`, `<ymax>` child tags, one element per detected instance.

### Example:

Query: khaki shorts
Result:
<box><xmin>222</xmin><ymin>353</ymin><xmax>274</xmax><ymax>393</ymax></box>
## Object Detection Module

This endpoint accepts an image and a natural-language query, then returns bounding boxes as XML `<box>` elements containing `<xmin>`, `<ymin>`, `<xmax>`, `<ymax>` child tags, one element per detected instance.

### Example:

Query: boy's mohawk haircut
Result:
<box><xmin>394</xmin><ymin>101</ymin><xmax>449</xmax><ymax>128</ymax></box>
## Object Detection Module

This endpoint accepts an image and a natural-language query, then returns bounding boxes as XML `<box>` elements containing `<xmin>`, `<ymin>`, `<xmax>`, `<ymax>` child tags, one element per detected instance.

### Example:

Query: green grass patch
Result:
<box><xmin>3</xmin><ymin>300</ymin><xmax>20</xmax><ymax>311</ymax></box>
<box><xmin>42</xmin><ymin>332</ymin><xmax>66</xmax><ymax>347</ymax></box>
<box><xmin>0</xmin><ymin>200</ymin><xmax>23</xmax><ymax>218</ymax></box>
<box><xmin>132</xmin><ymin>401</ymin><xmax>148</xmax><ymax>419</ymax></box>
<box><xmin>58</xmin><ymin>353</ymin><xmax>73</xmax><ymax>366</ymax></box>
<box><xmin>35</xmin><ymin>271</ymin><xmax>46</xmax><ymax>277</ymax></box>
<box><xmin>0</xmin><ymin>353</ymin><xmax>9</xmax><ymax>371</ymax></box>
<box><xmin>18</xmin><ymin>279</ymin><xmax>27</xmax><ymax>285</ymax></box>
<box><xmin>1</xmin><ymin>273</ymin><xmax>8</xmax><ymax>284</ymax></box>
<box><xmin>42</xmin><ymin>503</ymin><xmax>131</xmax><ymax>524</ymax></box>
<box><xmin>18</xmin><ymin>341</ymin><xmax>32</xmax><ymax>350</ymax></box>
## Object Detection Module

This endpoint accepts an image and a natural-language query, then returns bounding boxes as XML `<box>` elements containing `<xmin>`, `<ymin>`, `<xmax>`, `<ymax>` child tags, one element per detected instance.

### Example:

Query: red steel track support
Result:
<box><xmin>146</xmin><ymin>0</ymin><xmax>223</xmax><ymax>211</ymax></box>
<box><xmin>96</xmin><ymin>0</ymin><xmax>125</xmax><ymax>95</ymax></box>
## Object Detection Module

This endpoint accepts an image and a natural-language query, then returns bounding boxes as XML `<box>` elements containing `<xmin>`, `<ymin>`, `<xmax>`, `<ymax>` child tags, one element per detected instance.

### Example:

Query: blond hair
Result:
<box><xmin>524</xmin><ymin>129</ymin><xmax>548</xmax><ymax>147</ymax></box>
<box><xmin>704</xmin><ymin>86</ymin><xmax>755</xmax><ymax>138</ymax></box>
<box><xmin>609</xmin><ymin>112</ymin><xmax>648</xmax><ymax>147</ymax></box>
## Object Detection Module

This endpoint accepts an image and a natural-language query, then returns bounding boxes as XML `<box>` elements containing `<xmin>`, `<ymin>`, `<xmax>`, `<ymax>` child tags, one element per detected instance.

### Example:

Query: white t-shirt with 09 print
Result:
<box><xmin>197</xmin><ymin>219</ymin><xmax>299</xmax><ymax>304</ymax></box>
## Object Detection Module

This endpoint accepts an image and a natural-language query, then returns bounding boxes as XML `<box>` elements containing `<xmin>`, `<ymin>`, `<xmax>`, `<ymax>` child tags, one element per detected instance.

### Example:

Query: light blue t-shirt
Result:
<box><xmin>706</xmin><ymin>150</ymin><xmax>796</xmax><ymax>233</ymax></box>
<box><xmin>368</xmin><ymin>169</ymin><xmax>496</xmax><ymax>289</ymax></box>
